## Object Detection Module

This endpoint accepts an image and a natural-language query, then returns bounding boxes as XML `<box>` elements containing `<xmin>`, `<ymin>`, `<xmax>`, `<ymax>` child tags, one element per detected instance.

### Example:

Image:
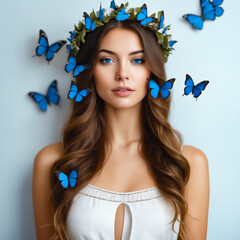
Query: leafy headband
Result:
<box><xmin>68</xmin><ymin>0</ymin><xmax>177</xmax><ymax>62</ymax></box>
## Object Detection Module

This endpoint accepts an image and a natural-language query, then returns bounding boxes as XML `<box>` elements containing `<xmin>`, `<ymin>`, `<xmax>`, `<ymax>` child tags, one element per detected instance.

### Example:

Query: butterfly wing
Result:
<box><xmin>99</xmin><ymin>4</ymin><xmax>105</xmax><ymax>20</ymax></box>
<box><xmin>183</xmin><ymin>74</ymin><xmax>194</xmax><ymax>96</ymax></box>
<box><xmin>137</xmin><ymin>5</ymin><xmax>147</xmax><ymax>20</ymax></box>
<box><xmin>183</xmin><ymin>14</ymin><xmax>204</xmax><ymax>30</ymax></box>
<box><xmin>75</xmin><ymin>88</ymin><xmax>93</xmax><ymax>102</ymax></box>
<box><xmin>36</xmin><ymin>29</ymin><xmax>49</xmax><ymax>56</ymax></box>
<box><xmin>158</xmin><ymin>11</ymin><xmax>164</xmax><ymax>29</ymax></box>
<box><xmin>84</xmin><ymin>12</ymin><xmax>96</xmax><ymax>31</ymax></box>
<box><xmin>110</xmin><ymin>0</ymin><xmax>116</xmax><ymax>9</ymax></box>
<box><xmin>169</xmin><ymin>40</ymin><xmax>177</xmax><ymax>50</ymax></box>
<box><xmin>214</xmin><ymin>6</ymin><xmax>224</xmax><ymax>17</ymax></box>
<box><xmin>162</xmin><ymin>26</ymin><xmax>168</xmax><ymax>35</ymax></box>
<box><xmin>55</xmin><ymin>170</ymin><xmax>69</xmax><ymax>189</ymax></box>
<box><xmin>46</xmin><ymin>41</ymin><xmax>67</xmax><ymax>62</ymax></box>
<box><xmin>28</xmin><ymin>92</ymin><xmax>48</xmax><ymax>111</ymax></box>
<box><xmin>69</xmin><ymin>170</ymin><xmax>78</xmax><ymax>188</ymax></box>
<box><xmin>66</xmin><ymin>44</ymin><xmax>72</xmax><ymax>53</ymax></box>
<box><xmin>47</xmin><ymin>80</ymin><xmax>60</xmax><ymax>105</ymax></box>
<box><xmin>147</xmin><ymin>78</ymin><xmax>160</xmax><ymax>99</ymax></box>
<box><xmin>116</xmin><ymin>8</ymin><xmax>130</xmax><ymax>21</ymax></box>
<box><xmin>141</xmin><ymin>17</ymin><xmax>154</xmax><ymax>26</ymax></box>
<box><xmin>193</xmin><ymin>81</ymin><xmax>209</xmax><ymax>99</ymax></box>
<box><xmin>68</xmin><ymin>81</ymin><xmax>78</xmax><ymax>100</ymax></box>
<box><xmin>160</xmin><ymin>78</ymin><xmax>175</xmax><ymax>99</ymax></box>
<box><xmin>73</xmin><ymin>65</ymin><xmax>88</xmax><ymax>77</ymax></box>
<box><xmin>65</xmin><ymin>56</ymin><xmax>77</xmax><ymax>73</ymax></box>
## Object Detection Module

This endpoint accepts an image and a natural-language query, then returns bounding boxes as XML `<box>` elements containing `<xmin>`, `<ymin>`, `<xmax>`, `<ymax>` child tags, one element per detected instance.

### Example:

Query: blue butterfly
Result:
<box><xmin>84</xmin><ymin>12</ymin><xmax>96</xmax><ymax>31</ymax></box>
<box><xmin>68</xmin><ymin>81</ymin><xmax>93</xmax><ymax>102</ymax></box>
<box><xmin>158</xmin><ymin>11</ymin><xmax>164</xmax><ymax>30</ymax></box>
<box><xmin>169</xmin><ymin>40</ymin><xmax>177</xmax><ymax>50</ymax></box>
<box><xmin>147</xmin><ymin>78</ymin><xmax>175</xmax><ymax>99</ymax></box>
<box><xmin>182</xmin><ymin>74</ymin><xmax>209</xmax><ymax>100</ymax></box>
<box><xmin>116</xmin><ymin>4</ymin><xmax>129</xmax><ymax>21</ymax></box>
<box><xmin>35</xmin><ymin>29</ymin><xmax>67</xmax><ymax>62</ymax></box>
<box><xmin>137</xmin><ymin>4</ymin><xmax>154</xmax><ymax>26</ymax></box>
<box><xmin>28</xmin><ymin>80</ymin><xmax>60</xmax><ymax>111</ymax></box>
<box><xmin>99</xmin><ymin>3</ymin><xmax>105</xmax><ymax>20</ymax></box>
<box><xmin>162</xmin><ymin>26</ymin><xmax>169</xmax><ymax>35</ymax></box>
<box><xmin>65</xmin><ymin>56</ymin><xmax>89</xmax><ymax>77</ymax></box>
<box><xmin>55</xmin><ymin>169</ymin><xmax>78</xmax><ymax>189</ymax></box>
<box><xmin>66</xmin><ymin>31</ymin><xmax>76</xmax><ymax>54</ymax></box>
<box><xmin>110</xmin><ymin>0</ymin><xmax>116</xmax><ymax>9</ymax></box>
<box><xmin>183</xmin><ymin>0</ymin><xmax>224</xmax><ymax>30</ymax></box>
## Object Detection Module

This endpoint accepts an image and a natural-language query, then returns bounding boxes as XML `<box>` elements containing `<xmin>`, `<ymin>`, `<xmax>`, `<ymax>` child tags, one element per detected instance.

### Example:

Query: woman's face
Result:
<box><xmin>93</xmin><ymin>27</ymin><xmax>151</xmax><ymax>109</ymax></box>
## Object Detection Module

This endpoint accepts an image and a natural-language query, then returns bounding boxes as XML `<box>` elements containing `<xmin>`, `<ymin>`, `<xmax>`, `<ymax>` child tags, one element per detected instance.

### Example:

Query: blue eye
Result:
<box><xmin>100</xmin><ymin>58</ymin><xmax>112</xmax><ymax>64</ymax></box>
<box><xmin>133</xmin><ymin>58</ymin><xmax>144</xmax><ymax>64</ymax></box>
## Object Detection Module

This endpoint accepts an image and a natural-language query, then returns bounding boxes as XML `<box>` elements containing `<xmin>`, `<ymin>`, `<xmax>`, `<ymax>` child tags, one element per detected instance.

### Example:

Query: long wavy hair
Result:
<box><xmin>50</xmin><ymin>19</ymin><xmax>190</xmax><ymax>240</ymax></box>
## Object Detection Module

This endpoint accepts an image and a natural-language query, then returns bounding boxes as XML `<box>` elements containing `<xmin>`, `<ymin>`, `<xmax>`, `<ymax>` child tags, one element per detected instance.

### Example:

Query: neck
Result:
<box><xmin>104</xmin><ymin>102</ymin><xmax>143</xmax><ymax>147</ymax></box>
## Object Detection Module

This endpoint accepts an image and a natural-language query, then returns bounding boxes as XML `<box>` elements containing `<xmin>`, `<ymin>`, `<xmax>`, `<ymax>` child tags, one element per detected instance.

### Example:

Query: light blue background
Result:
<box><xmin>1</xmin><ymin>0</ymin><xmax>239</xmax><ymax>239</ymax></box>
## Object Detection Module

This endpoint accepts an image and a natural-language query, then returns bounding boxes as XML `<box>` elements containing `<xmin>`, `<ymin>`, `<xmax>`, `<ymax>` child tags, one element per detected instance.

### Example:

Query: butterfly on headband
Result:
<box><xmin>65</xmin><ymin>56</ymin><xmax>90</xmax><ymax>77</ymax></box>
<box><xmin>137</xmin><ymin>4</ymin><xmax>156</xmax><ymax>26</ymax></box>
<box><xmin>147</xmin><ymin>78</ymin><xmax>175</xmax><ymax>99</ymax></box>
<box><xmin>66</xmin><ymin>31</ymin><xmax>76</xmax><ymax>54</ymax></box>
<box><xmin>116</xmin><ymin>4</ymin><xmax>130</xmax><ymax>21</ymax></box>
<box><xmin>183</xmin><ymin>0</ymin><xmax>224</xmax><ymax>30</ymax></box>
<box><xmin>182</xmin><ymin>74</ymin><xmax>209</xmax><ymax>100</ymax></box>
<box><xmin>34</xmin><ymin>29</ymin><xmax>67</xmax><ymax>63</ymax></box>
<box><xmin>28</xmin><ymin>80</ymin><xmax>60</xmax><ymax>111</ymax></box>
<box><xmin>110</xmin><ymin>0</ymin><xmax>116</xmax><ymax>9</ymax></box>
<box><xmin>68</xmin><ymin>81</ymin><xmax>93</xmax><ymax>102</ymax></box>
<box><xmin>84</xmin><ymin>12</ymin><xmax>96</xmax><ymax>31</ymax></box>
<box><xmin>99</xmin><ymin>3</ymin><xmax>105</xmax><ymax>20</ymax></box>
<box><xmin>158</xmin><ymin>11</ymin><xmax>165</xmax><ymax>30</ymax></box>
<box><xmin>55</xmin><ymin>168</ymin><xmax>79</xmax><ymax>189</ymax></box>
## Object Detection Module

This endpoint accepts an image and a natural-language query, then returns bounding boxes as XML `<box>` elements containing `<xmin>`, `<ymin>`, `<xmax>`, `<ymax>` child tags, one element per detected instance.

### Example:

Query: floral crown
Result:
<box><xmin>67</xmin><ymin>0</ymin><xmax>177</xmax><ymax>62</ymax></box>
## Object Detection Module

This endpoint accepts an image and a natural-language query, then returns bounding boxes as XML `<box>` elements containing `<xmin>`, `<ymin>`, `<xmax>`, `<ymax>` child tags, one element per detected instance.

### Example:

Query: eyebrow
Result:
<box><xmin>98</xmin><ymin>49</ymin><xmax>144</xmax><ymax>56</ymax></box>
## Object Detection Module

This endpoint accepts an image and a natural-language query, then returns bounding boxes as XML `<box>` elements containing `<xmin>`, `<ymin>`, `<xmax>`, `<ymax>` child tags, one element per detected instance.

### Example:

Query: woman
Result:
<box><xmin>32</xmin><ymin>2</ymin><xmax>209</xmax><ymax>240</ymax></box>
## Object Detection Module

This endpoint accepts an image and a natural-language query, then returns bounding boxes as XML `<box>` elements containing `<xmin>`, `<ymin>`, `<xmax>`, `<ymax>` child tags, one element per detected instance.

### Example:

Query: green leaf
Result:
<box><xmin>149</xmin><ymin>13</ymin><xmax>155</xmax><ymax>18</ymax></box>
<box><xmin>163</xmin><ymin>35</ymin><xmax>169</xmax><ymax>48</ymax></box>
<box><xmin>78</xmin><ymin>21</ymin><xmax>83</xmax><ymax>29</ymax></box>
<box><xmin>90</xmin><ymin>9</ymin><xmax>96</xmax><ymax>19</ymax></box>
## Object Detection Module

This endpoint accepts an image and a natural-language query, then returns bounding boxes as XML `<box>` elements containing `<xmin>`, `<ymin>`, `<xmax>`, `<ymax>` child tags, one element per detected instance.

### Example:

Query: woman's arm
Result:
<box><xmin>182</xmin><ymin>145</ymin><xmax>210</xmax><ymax>240</ymax></box>
<box><xmin>32</xmin><ymin>143</ymin><xmax>62</xmax><ymax>240</ymax></box>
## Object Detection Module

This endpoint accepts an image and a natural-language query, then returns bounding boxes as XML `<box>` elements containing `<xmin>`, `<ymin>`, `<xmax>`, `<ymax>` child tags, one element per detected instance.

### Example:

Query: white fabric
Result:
<box><xmin>66</xmin><ymin>184</ymin><xmax>180</xmax><ymax>240</ymax></box>
<box><xmin>66</xmin><ymin>145</ymin><xmax>183</xmax><ymax>239</ymax></box>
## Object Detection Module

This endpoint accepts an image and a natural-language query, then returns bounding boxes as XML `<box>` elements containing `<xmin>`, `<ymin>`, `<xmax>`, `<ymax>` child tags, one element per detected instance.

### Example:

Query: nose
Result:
<box><xmin>115</xmin><ymin>61</ymin><xmax>129</xmax><ymax>81</ymax></box>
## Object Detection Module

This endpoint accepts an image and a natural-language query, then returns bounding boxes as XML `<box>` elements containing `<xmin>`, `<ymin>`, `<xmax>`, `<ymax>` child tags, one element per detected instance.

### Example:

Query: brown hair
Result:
<box><xmin>50</xmin><ymin>19</ymin><xmax>190</xmax><ymax>240</ymax></box>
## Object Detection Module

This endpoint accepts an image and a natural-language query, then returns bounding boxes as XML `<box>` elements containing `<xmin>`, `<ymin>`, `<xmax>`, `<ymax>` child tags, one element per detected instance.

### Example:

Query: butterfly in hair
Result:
<box><xmin>65</xmin><ymin>56</ymin><xmax>90</xmax><ymax>77</ymax></box>
<box><xmin>68</xmin><ymin>81</ymin><xmax>93</xmax><ymax>102</ymax></box>
<box><xmin>137</xmin><ymin>4</ymin><xmax>156</xmax><ymax>26</ymax></box>
<box><xmin>28</xmin><ymin>80</ymin><xmax>60</xmax><ymax>111</ymax></box>
<box><xmin>55</xmin><ymin>168</ymin><xmax>79</xmax><ymax>189</ymax></box>
<box><xmin>183</xmin><ymin>0</ymin><xmax>224</xmax><ymax>30</ymax></box>
<box><xmin>84</xmin><ymin>12</ymin><xmax>96</xmax><ymax>31</ymax></box>
<box><xmin>35</xmin><ymin>29</ymin><xmax>67</xmax><ymax>62</ymax></box>
<box><xmin>182</xmin><ymin>74</ymin><xmax>209</xmax><ymax>100</ymax></box>
<box><xmin>110</xmin><ymin>0</ymin><xmax>116</xmax><ymax>10</ymax></box>
<box><xmin>147</xmin><ymin>78</ymin><xmax>175</xmax><ymax>99</ymax></box>
<box><xmin>66</xmin><ymin>31</ymin><xmax>76</xmax><ymax>54</ymax></box>
<box><xmin>116</xmin><ymin>4</ymin><xmax>130</xmax><ymax>21</ymax></box>
<box><xmin>158</xmin><ymin>11</ymin><xmax>164</xmax><ymax>30</ymax></box>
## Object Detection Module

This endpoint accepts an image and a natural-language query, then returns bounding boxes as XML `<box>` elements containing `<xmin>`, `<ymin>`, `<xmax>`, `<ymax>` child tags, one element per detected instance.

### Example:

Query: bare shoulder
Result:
<box><xmin>34</xmin><ymin>142</ymin><xmax>63</xmax><ymax>168</ymax></box>
<box><xmin>181</xmin><ymin>145</ymin><xmax>210</xmax><ymax>239</ymax></box>
<box><xmin>32</xmin><ymin>142</ymin><xmax>63</xmax><ymax>239</ymax></box>
<box><xmin>181</xmin><ymin>145</ymin><xmax>208</xmax><ymax>166</ymax></box>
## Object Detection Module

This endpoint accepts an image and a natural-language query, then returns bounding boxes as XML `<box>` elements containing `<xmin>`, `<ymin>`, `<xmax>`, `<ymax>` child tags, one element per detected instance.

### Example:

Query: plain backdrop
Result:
<box><xmin>1</xmin><ymin>0</ymin><xmax>239</xmax><ymax>239</ymax></box>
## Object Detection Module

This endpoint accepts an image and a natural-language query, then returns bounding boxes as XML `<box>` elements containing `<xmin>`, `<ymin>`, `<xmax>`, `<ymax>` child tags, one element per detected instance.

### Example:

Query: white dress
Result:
<box><xmin>66</xmin><ymin>146</ymin><xmax>182</xmax><ymax>240</ymax></box>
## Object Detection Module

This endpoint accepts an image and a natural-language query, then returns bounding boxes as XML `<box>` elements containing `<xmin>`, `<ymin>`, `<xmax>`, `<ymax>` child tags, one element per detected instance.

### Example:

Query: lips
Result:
<box><xmin>112</xmin><ymin>86</ymin><xmax>134</xmax><ymax>91</ymax></box>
